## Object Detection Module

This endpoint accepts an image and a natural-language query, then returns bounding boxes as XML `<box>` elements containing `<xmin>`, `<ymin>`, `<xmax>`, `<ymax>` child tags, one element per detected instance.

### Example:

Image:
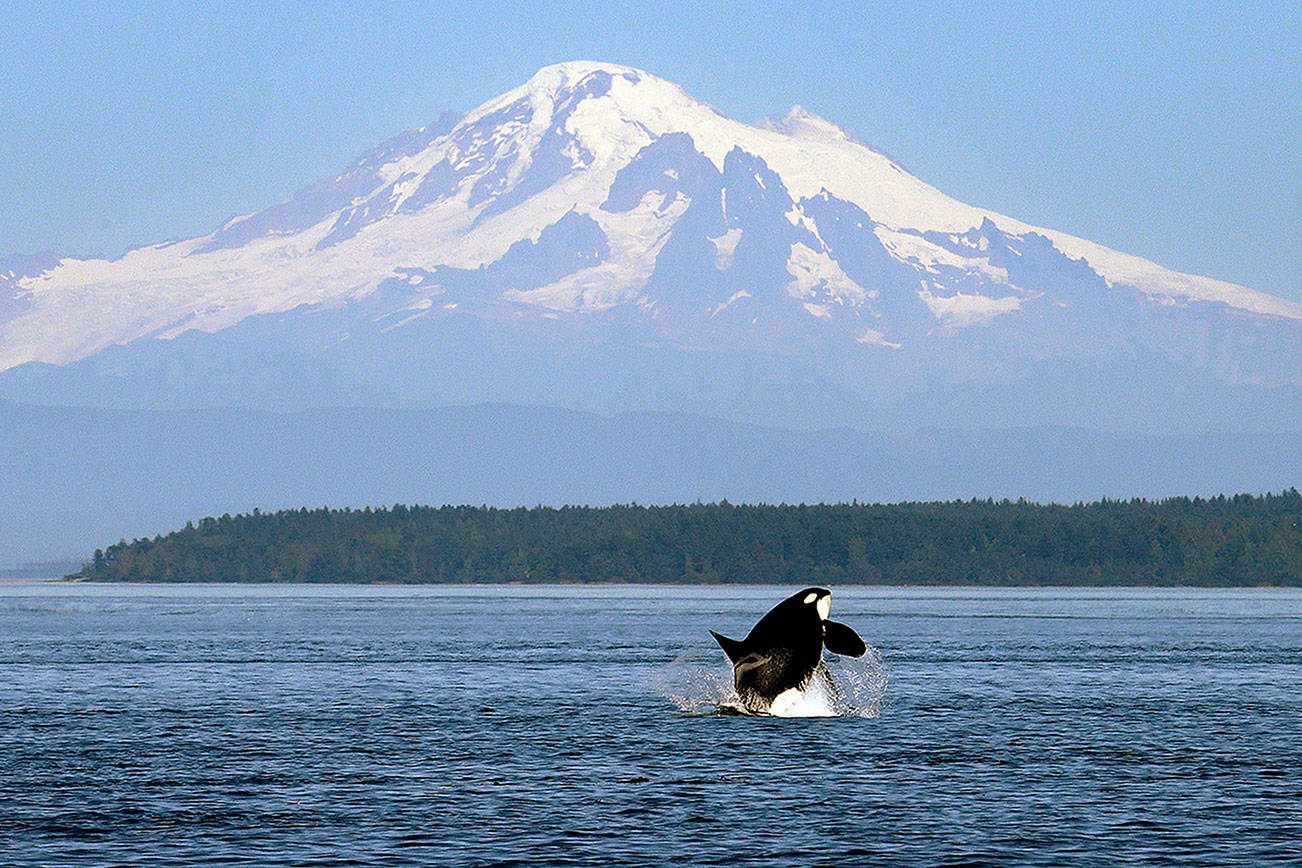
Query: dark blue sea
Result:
<box><xmin>3</xmin><ymin>583</ymin><xmax>1300</xmax><ymax>867</ymax></box>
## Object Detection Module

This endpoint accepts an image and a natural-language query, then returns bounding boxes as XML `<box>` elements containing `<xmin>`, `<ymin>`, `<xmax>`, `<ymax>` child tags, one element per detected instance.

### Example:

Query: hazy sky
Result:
<box><xmin>3</xmin><ymin>0</ymin><xmax>1298</xmax><ymax>300</ymax></box>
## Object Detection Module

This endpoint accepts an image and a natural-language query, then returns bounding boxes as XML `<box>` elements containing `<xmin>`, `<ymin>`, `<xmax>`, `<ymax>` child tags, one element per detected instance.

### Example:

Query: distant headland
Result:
<box><xmin>69</xmin><ymin>492</ymin><xmax>1302</xmax><ymax>586</ymax></box>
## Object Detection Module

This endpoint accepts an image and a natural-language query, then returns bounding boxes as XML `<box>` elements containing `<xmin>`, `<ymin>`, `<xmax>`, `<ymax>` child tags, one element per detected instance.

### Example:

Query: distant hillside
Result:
<box><xmin>71</xmin><ymin>493</ymin><xmax>1302</xmax><ymax>586</ymax></box>
<box><xmin>0</xmin><ymin>559</ymin><xmax>81</xmax><ymax>579</ymax></box>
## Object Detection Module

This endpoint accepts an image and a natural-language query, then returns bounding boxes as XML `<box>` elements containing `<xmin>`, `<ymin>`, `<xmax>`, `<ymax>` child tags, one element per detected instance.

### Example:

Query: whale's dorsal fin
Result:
<box><xmin>823</xmin><ymin>620</ymin><xmax>867</xmax><ymax>657</ymax></box>
<box><xmin>710</xmin><ymin>630</ymin><xmax>748</xmax><ymax>663</ymax></box>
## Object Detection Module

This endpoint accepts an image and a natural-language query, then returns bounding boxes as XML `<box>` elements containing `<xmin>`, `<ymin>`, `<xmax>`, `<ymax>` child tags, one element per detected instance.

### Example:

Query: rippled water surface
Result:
<box><xmin>3</xmin><ymin>583</ymin><xmax>1301</xmax><ymax>866</ymax></box>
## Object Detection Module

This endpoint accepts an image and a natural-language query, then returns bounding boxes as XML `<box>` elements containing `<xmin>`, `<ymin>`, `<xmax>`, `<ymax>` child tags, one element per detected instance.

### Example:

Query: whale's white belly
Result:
<box><xmin>766</xmin><ymin>681</ymin><xmax>837</xmax><ymax>718</ymax></box>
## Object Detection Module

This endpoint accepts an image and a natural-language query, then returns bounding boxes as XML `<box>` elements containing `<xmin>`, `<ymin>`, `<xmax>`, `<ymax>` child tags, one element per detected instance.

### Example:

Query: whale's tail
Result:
<box><xmin>710</xmin><ymin>630</ymin><xmax>747</xmax><ymax>663</ymax></box>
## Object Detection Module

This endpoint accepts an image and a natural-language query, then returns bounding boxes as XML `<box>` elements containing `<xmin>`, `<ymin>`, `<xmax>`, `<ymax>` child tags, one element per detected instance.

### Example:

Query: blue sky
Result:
<box><xmin>2</xmin><ymin>0</ymin><xmax>1298</xmax><ymax>300</ymax></box>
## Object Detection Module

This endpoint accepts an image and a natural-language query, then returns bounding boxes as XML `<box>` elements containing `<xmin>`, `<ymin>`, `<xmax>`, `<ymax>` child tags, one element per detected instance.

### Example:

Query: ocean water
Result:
<box><xmin>2</xmin><ymin>583</ymin><xmax>1300</xmax><ymax>867</ymax></box>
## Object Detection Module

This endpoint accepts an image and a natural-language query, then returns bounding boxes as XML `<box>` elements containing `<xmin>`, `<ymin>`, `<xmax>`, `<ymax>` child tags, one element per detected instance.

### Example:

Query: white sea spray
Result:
<box><xmin>654</xmin><ymin>647</ymin><xmax>888</xmax><ymax>718</ymax></box>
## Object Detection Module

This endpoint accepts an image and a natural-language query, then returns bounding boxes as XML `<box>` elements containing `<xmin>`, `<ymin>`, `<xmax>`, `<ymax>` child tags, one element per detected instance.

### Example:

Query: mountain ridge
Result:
<box><xmin>7</xmin><ymin>397</ymin><xmax>1302</xmax><ymax>565</ymax></box>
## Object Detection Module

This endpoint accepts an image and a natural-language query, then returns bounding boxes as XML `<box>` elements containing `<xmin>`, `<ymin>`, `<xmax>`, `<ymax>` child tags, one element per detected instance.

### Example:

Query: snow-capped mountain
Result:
<box><xmin>4</xmin><ymin>61</ymin><xmax>1300</xmax><ymax>431</ymax></box>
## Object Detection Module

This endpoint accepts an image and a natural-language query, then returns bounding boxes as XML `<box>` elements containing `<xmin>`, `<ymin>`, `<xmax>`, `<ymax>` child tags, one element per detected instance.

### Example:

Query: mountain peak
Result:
<box><xmin>476</xmin><ymin>60</ymin><xmax>703</xmax><ymax>126</ymax></box>
<box><xmin>759</xmin><ymin>104</ymin><xmax>851</xmax><ymax>141</ymax></box>
<box><xmin>524</xmin><ymin>60</ymin><xmax>649</xmax><ymax>88</ymax></box>
<box><xmin>3</xmin><ymin>61</ymin><xmax>1301</xmax><ymax>412</ymax></box>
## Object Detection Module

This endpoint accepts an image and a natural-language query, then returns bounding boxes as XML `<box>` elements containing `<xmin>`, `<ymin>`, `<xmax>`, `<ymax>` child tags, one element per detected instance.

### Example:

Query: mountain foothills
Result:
<box><xmin>11</xmin><ymin>400</ymin><xmax>1302</xmax><ymax>564</ymax></box>
<box><xmin>3</xmin><ymin>61</ymin><xmax>1301</xmax><ymax>430</ymax></box>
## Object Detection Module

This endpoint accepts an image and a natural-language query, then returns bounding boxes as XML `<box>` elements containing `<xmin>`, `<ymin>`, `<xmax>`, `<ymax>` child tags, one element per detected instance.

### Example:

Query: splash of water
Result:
<box><xmin>823</xmin><ymin>647</ymin><xmax>889</xmax><ymax>718</ymax></box>
<box><xmin>655</xmin><ymin>647</ymin><xmax>888</xmax><ymax>718</ymax></box>
<box><xmin>653</xmin><ymin>653</ymin><xmax>736</xmax><ymax>715</ymax></box>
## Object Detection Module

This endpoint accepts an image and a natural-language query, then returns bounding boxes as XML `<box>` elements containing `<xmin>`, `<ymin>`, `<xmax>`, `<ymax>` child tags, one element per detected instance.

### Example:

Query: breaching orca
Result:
<box><xmin>710</xmin><ymin>587</ymin><xmax>867</xmax><ymax>714</ymax></box>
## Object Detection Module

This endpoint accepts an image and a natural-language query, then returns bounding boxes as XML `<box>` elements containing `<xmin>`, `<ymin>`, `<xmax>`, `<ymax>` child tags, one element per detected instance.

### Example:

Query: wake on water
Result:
<box><xmin>654</xmin><ymin>647</ymin><xmax>888</xmax><ymax>718</ymax></box>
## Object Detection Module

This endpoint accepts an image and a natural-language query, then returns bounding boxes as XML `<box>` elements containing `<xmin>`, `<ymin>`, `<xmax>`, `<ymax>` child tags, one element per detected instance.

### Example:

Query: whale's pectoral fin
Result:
<box><xmin>823</xmin><ymin>620</ymin><xmax>867</xmax><ymax>657</ymax></box>
<box><xmin>710</xmin><ymin>630</ymin><xmax>748</xmax><ymax>663</ymax></box>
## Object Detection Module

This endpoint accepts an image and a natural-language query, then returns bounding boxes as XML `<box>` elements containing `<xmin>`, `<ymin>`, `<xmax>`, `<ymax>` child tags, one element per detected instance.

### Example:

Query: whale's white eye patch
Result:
<box><xmin>803</xmin><ymin>592</ymin><xmax>817</xmax><ymax>604</ymax></box>
<box><xmin>816</xmin><ymin>595</ymin><xmax>830</xmax><ymax>621</ymax></box>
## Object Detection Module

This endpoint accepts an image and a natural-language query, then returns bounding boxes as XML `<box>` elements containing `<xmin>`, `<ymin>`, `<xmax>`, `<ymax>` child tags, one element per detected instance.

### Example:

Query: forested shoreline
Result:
<box><xmin>69</xmin><ymin>492</ymin><xmax>1302</xmax><ymax>585</ymax></box>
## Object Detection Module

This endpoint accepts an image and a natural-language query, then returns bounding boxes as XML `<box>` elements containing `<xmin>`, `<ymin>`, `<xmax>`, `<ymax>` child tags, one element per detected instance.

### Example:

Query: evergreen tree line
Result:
<box><xmin>71</xmin><ymin>491</ymin><xmax>1302</xmax><ymax>585</ymax></box>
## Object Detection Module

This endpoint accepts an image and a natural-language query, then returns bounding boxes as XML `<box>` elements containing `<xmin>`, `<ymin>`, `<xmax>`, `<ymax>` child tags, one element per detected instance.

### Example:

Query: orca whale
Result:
<box><xmin>711</xmin><ymin>587</ymin><xmax>867</xmax><ymax>714</ymax></box>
